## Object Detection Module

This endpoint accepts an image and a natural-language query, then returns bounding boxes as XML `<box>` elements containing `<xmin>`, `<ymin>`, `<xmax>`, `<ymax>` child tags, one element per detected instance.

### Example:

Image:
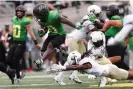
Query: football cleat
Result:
<box><xmin>15</xmin><ymin>78</ymin><xmax>21</xmax><ymax>84</ymax></box>
<box><xmin>6</xmin><ymin>69</ymin><xmax>16</xmax><ymax>84</ymax></box>
<box><xmin>98</xmin><ymin>77</ymin><xmax>107</xmax><ymax>87</ymax></box>
<box><xmin>69</xmin><ymin>74</ymin><xmax>82</xmax><ymax>84</ymax></box>
<box><xmin>19</xmin><ymin>72</ymin><xmax>25</xmax><ymax>79</ymax></box>
<box><xmin>54</xmin><ymin>75</ymin><xmax>66</xmax><ymax>85</ymax></box>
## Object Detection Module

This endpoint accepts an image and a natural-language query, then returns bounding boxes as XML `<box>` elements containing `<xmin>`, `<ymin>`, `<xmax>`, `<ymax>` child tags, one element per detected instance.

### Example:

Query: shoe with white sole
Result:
<box><xmin>15</xmin><ymin>78</ymin><xmax>21</xmax><ymax>84</ymax></box>
<box><xmin>98</xmin><ymin>77</ymin><xmax>107</xmax><ymax>87</ymax></box>
<box><xmin>69</xmin><ymin>75</ymin><xmax>82</xmax><ymax>84</ymax></box>
<box><xmin>54</xmin><ymin>75</ymin><xmax>66</xmax><ymax>85</ymax></box>
<box><xmin>107</xmin><ymin>78</ymin><xmax>117</xmax><ymax>85</ymax></box>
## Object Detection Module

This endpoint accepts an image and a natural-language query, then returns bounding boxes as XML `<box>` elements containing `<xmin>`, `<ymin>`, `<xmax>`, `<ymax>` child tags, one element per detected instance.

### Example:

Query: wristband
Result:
<box><xmin>33</xmin><ymin>40</ymin><xmax>38</xmax><ymax>45</ymax></box>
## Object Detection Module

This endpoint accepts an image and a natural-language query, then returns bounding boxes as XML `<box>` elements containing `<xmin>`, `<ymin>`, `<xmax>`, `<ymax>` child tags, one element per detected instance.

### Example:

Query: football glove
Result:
<box><xmin>34</xmin><ymin>58</ymin><xmax>43</xmax><ymax>69</ymax></box>
<box><xmin>50</xmin><ymin>64</ymin><xmax>66</xmax><ymax>73</ymax></box>
<box><xmin>88</xmin><ymin>74</ymin><xmax>96</xmax><ymax>79</ymax></box>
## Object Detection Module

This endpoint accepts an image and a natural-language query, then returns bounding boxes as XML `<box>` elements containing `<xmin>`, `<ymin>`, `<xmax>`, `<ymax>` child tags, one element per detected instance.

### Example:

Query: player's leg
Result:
<box><xmin>41</xmin><ymin>36</ymin><xmax>53</xmax><ymax>61</ymax></box>
<box><xmin>107</xmin><ymin>64</ymin><xmax>129</xmax><ymax>80</ymax></box>
<box><xmin>69</xmin><ymin>70</ymin><xmax>82</xmax><ymax>84</ymax></box>
<box><xmin>67</xmin><ymin>38</ymin><xmax>84</xmax><ymax>83</ymax></box>
<box><xmin>78</xmin><ymin>40</ymin><xmax>86</xmax><ymax>55</ymax></box>
<box><xmin>128</xmin><ymin>50</ymin><xmax>133</xmax><ymax>69</ymax></box>
<box><xmin>108</xmin><ymin>56</ymin><xmax>121</xmax><ymax>64</ymax></box>
<box><xmin>48</xmin><ymin>35</ymin><xmax>66</xmax><ymax>64</ymax></box>
<box><xmin>96</xmin><ymin>56</ymin><xmax>117</xmax><ymax>87</ymax></box>
<box><xmin>54</xmin><ymin>71</ymin><xmax>66</xmax><ymax>85</ymax></box>
<box><xmin>54</xmin><ymin>60</ymin><xmax>69</xmax><ymax>85</ymax></box>
<box><xmin>106</xmin><ymin>43</ymin><xmax>129</xmax><ymax>70</ymax></box>
<box><xmin>6</xmin><ymin>43</ymin><xmax>16</xmax><ymax>68</ymax></box>
<box><xmin>0</xmin><ymin>62</ymin><xmax>16</xmax><ymax>84</ymax></box>
<box><xmin>128</xmin><ymin>70</ymin><xmax>133</xmax><ymax>79</ymax></box>
<box><xmin>12</xmin><ymin>44</ymin><xmax>26</xmax><ymax>83</ymax></box>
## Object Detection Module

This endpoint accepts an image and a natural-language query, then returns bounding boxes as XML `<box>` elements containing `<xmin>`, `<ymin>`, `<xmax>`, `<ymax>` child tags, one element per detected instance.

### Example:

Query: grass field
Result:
<box><xmin>0</xmin><ymin>71</ymin><xmax>133</xmax><ymax>89</ymax></box>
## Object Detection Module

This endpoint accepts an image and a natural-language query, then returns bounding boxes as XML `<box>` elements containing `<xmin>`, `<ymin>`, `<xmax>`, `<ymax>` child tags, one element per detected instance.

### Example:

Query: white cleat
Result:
<box><xmin>15</xmin><ymin>78</ymin><xmax>21</xmax><ymax>84</ymax></box>
<box><xmin>107</xmin><ymin>78</ymin><xmax>117</xmax><ymax>85</ymax></box>
<box><xmin>54</xmin><ymin>75</ymin><xmax>66</xmax><ymax>85</ymax></box>
<box><xmin>69</xmin><ymin>75</ymin><xmax>82</xmax><ymax>84</ymax></box>
<box><xmin>98</xmin><ymin>77</ymin><xmax>107</xmax><ymax>87</ymax></box>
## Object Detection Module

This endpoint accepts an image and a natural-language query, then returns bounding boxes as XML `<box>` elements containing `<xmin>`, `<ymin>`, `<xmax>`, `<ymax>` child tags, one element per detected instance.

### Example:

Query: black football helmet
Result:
<box><xmin>33</xmin><ymin>3</ymin><xmax>49</xmax><ymax>22</ymax></box>
<box><xmin>16</xmin><ymin>5</ymin><xmax>26</xmax><ymax>18</ymax></box>
<box><xmin>106</xmin><ymin>5</ymin><xmax>119</xmax><ymax>19</ymax></box>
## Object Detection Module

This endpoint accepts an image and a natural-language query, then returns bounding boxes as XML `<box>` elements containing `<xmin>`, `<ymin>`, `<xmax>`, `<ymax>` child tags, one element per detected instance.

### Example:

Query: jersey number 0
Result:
<box><xmin>13</xmin><ymin>25</ymin><xmax>21</xmax><ymax>38</ymax></box>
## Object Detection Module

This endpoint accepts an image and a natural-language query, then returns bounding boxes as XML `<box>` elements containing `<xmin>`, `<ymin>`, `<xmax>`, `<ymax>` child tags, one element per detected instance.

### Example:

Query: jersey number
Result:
<box><xmin>47</xmin><ymin>25</ymin><xmax>57</xmax><ymax>33</ymax></box>
<box><xmin>13</xmin><ymin>25</ymin><xmax>21</xmax><ymax>38</ymax></box>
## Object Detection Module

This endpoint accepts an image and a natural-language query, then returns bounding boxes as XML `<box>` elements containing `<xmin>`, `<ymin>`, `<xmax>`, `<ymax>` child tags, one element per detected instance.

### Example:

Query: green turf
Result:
<box><xmin>0</xmin><ymin>71</ymin><xmax>133</xmax><ymax>89</ymax></box>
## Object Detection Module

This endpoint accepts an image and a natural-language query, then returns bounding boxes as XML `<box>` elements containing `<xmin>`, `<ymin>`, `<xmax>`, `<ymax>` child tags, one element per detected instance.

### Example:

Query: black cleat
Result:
<box><xmin>7</xmin><ymin>69</ymin><xmax>16</xmax><ymax>84</ymax></box>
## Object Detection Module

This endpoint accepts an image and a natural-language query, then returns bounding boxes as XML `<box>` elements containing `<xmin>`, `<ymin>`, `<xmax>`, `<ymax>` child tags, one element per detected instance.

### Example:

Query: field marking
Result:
<box><xmin>0</xmin><ymin>82</ymin><xmax>83</xmax><ymax>88</ymax></box>
<box><xmin>1</xmin><ymin>74</ymin><xmax>88</xmax><ymax>79</ymax></box>
<box><xmin>91</xmin><ymin>83</ymin><xmax>133</xmax><ymax>87</ymax></box>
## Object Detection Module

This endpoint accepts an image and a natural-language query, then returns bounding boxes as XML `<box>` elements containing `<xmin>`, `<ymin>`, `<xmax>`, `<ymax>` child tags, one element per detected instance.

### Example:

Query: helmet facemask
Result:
<box><xmin>92</xmin><ymin>40</ymin><xmax>103</xmax><ymax>47</ymax></box>
<box><xmin>16</xmin><ymin>5</ymin><xmax>26</xmax><ymax>19</ymax></box>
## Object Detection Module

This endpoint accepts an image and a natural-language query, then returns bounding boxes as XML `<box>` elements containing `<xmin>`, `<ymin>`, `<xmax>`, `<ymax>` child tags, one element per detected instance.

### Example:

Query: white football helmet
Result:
<box><xmin>90</xmin><ymin>31</ymin><xmax>105</xmax><ymax>47</ymax></box>
<box><xmin>67</xmin><ymin>51</ymin><xmax>81</xmax><ymax>65</ymax></box>
<box><xmin>87</xmin><ymin>5</ymin><xmax>101</xmax><ymax>16</ymax></box>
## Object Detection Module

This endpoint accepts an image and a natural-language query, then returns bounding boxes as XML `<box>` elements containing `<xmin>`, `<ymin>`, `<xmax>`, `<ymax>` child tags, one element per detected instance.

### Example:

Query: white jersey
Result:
<box><xmin>67</xmin><ymin>15</ymin><xmax>95</xmax><ymax>40</ymax></box>
<box><xmin>87</xmin><ymin>31</ymin><xmax>106</xmax><ymax>58</ymax></box>
<box><xmin>67</xmin><ymin>29</ymin><xmax>87</xmax><ymax>40</ymax></box>
<box><xmin>78</xmin><ymin>56</ymin><xmax>109</xmax><ymax>77</ymax></box>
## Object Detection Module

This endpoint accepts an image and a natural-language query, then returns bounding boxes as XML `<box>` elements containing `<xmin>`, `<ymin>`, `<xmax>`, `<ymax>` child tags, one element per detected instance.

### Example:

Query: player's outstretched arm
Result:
<box><xmin>64</xmin><ymin>63</ymin><xmax>92</xmax><ymax>71</ymax></box>
<box><xmin>58</xmin><ymin>14</ymin><xmax>76</xmax><ymax>28</ymax></box>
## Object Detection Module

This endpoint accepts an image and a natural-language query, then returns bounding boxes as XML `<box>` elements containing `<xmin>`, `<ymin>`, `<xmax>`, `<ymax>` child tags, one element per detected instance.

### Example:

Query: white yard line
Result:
<box><xmin>1</xmin><ymin>74</ymin><xmax>88</xmax><ymax>79</ymax></box>
<box><xmin>0</xmin><ymin>82</ymin><xmax>89</xmax><ymax>88</ymax></box>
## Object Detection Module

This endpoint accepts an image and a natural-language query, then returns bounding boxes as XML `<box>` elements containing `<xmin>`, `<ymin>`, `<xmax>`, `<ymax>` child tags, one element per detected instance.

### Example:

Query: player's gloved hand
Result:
<box><xmin>50</xmin><ymin>64</ymin><xmax>66</xmax><ymax>73</ymax></box>
<box><xmin>34</xmin><ymin>58</ymin><xmax>43</xmax><ymax>69</ymax></box>
<box><xmin>38</xmin><ymin>29</ymin><xmax>46</xmax><ymax>37</ymax></box>
<box><xmin>89</xmin><ymin>14</ymin><xmax>97</xmax><ymax>22</ymax></box>
<box><xmin>76</xmin><ymin>25</ymin><xmax>83</xmax><ymax>30</ymax></box>
<box><xmin>88</xmin><ymin>74</ymin><xmax>96</xmax><ymax>79</ymax></box>
<box><xmin>107</xmin><ymin>37</ymin><xmax>116</xmax><ymax>46</ymax></box>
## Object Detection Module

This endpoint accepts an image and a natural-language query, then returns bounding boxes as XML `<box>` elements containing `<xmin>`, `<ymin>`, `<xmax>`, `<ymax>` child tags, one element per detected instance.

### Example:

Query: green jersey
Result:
<box><xmin>41</xmin><ymin>11</ymin><xmax>66</xmax><ymax>36</ymax></box>
<box><xmin>105</xmin><ymin>15</ymin><xmax>123</xmax><ymax>37</ymax></box>
<box><xmin>128</xmin><ymin>37</ymin><xmax>133</xmax><ymax>51</ymax></box>
<box><xmin>12</xmin><ymin>16</ymin><xmax>31</xmax><ymax>41</ymax></box>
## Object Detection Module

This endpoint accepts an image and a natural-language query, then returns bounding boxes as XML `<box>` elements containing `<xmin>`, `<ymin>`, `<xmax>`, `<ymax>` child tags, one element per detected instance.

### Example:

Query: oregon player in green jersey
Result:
<box><xmin>6</xmin><ymin>5</ymin><xmax>41</xmax><ymax>84</ymax></box>
<box><xmin>102</xmin><ymin>5</ymin><xmax>130</xmax><ymax>70</ymax></box>
<box><xmin>33</xmin><ymin>3</ymin><xmax>77</xmax><ymax>66</ymax></box>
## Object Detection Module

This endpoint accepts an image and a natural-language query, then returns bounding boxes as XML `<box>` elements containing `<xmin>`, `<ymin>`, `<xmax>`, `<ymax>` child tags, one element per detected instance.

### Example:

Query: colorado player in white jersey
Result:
<box><xmin>107</xmin><ymin>14</ymin><xmax>133</xmax><ymax>46</ymax></box>
<box><xmin>87</xmin><ymin>31</ymin><xmax>122</xmax><ymax>87</ymax></box>
<box><xmin>50</xmin><ymin>50</ymin><xmax>133</xmax><ymax>87</ymax></box>
<box><xmin>54</xmin><ymin>5</ymin><xmax>102</xmax><ymax>85</ymax></box>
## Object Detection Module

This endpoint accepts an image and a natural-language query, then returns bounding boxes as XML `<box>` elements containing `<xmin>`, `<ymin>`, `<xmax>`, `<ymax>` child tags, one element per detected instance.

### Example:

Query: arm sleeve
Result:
<box><xmin>114</xmin><ymin>24</ymin><xmax>133</xmax><ymax>43</ymax></box>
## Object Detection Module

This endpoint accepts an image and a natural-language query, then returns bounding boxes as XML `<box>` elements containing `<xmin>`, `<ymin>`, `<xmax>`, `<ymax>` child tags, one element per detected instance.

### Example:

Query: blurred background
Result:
<box><xmin>0</xmin><ymin>0</ymin><xmax>131</xmax><ymax>30</ymax></box>
<box><xmin>0</xmin><ymin>0</ymin><xmax>133</xmax><ymax>72</ymax></box>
